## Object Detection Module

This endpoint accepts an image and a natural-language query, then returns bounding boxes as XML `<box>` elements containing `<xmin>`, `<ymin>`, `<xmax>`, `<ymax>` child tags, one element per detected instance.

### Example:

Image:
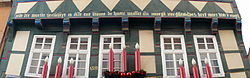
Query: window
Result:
<box><xmin>25</xmin><ymin>35</ymin><xmax>56</xmax><ymax>77</ymax></box>
<box><xmin>160</xmin><ymin>35</ymin><xmax>189</xmax><ymax>78</ymax></box>
<box><xmin>193</xmin><ymin>35</ymin><xmax>224</xmax><ymax>77</ymax></box>
<box><xmin>98</xmin><ymin>35</ymin><xmax>125</xmax><ymax>78</ymax></box>
<box><xmin>62</xmin><ymin>35</ymin><xmax>91</xmax><ymax>78</ymax></box>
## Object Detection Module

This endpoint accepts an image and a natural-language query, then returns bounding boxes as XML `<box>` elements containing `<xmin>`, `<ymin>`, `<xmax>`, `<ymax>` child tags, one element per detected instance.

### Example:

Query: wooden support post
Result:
<box><xmin>184</xmin><ymin>17</ymin><xmax>191</xmax><ymax>34</ymax></box>
<box><xmin>235</xmin><ymin>19</ymin><xmax>242</xmax><ymax>33</ymax></box>
<box><xmin>154</xmin><ymin>17</ymin><xmax>161</xmax><ymax>34</ymax></box>
<box><xmin>92</xmin><ymin>17</ymin><xmax>99</xmax><ymax>34</ymax></box>
<box><xmin>8</xmin><ymin>20</ymin><xmax>16</xmax><ymax>41</ymax></box>
<box><xmin>63</xmin><ymin>18</ymin><xmax>70</xmax><ymax>35</ymax></box>
<box><xmin>122</xmin><ymin>17</ymin><xmax>129</xmax><ymax>34</ymax></box>
<box><xmin>35</xmin><ymin>19</ymin><xmax>43</xmax><ymax>29</ymax></box>
<box><xmin>211</xmin><ymin>18</ymin><xmax>218</xmax><ymax>34</ymax></box>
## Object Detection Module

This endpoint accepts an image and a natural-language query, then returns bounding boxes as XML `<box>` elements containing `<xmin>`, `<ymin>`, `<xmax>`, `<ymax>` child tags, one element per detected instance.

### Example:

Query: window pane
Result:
<box><xmin>79</xmin><ymin>54</ymin><xmax>86</xmax><ymax>60</ymax></box>
<box><xmin>103</xmin><ymin>44</ymin><xmax>110</xmax><ymax>49</ymax></box>
<box><xmin>164</xmin><ymin>38</ymin><xmax>171</xmax><ymax>43</ymax></box>
<box><xmin>211</xmin><ymin>60</ymin><xmax>219</xmax><ymax>66</ymax></box>
<box><xmin>29</xmin><ymin>67</ymin><xmax>37</xmax><ymax>73</ymax></box>
<box><xmin>70</xmin><ymin>44</ymin><xmax>77</xmax><ymax>49</ymax></box>
<box><xmin>35</xmin><ymin>44</ymin><xmax>42</xmax><ymax>49</ymax></box>
<box><xmin>206</xmin><ymin>38</ymin><xmax>213</xmax><ymax>43</ymax></box>
<box><xmin>175</xmin><ymin>54</ymin><xmax>183</xmax><ymax>60</ymax></box>
<box><xmin>38</xmin><ymin>67</ymin><xmax>43</xmax><ymax>74</ymax></box>
<box><xmin>173</xmin><ymin>38</ymin><xmax>181</xmax><ymax>43</ymax></box>
<box><xmin>114</xmin><ymin>54</ymin><xmax>121</xmax><ymax>60</ymax></box>
<box><xmin>207</xmin><ymin>44</ymin><xmax>214</xmax><ymax>49</ymax></box>
<box><xmin>114</xmin><ymin>68</ymin><xmax>120</xmax><ymax>71</ymax></box>
<box><xmin>114</xmin><ymin>38</ymin><xmax>121</xmax><ymax>43</ymax></box>
<box><xmin>103</xmin><ymin>54</ymin><xmax>108</xmax><ymax>60</ymax></box>
<box><xmin>164</xmin><ymin>44</ymin><xmax>172</xmax><ymax>50</ymax></box>
<box><xmin>104</xmin><ymin>38</ymin><xmax>111</xmax><ymax>43</ymax></box>
<box><xmin>45</xmin><ymin>38</ymin><xmax>52</xmax><ymax>43</ymax></box>
<box><xmin>166</xmin><ymin>69</ymin><xmax>175</xmax><ymax>76</ymax></box>
<box><xmin>165</xmin><ymin>54</ymin><xmax>173</xmax><ymax>60</ymax></box>
<box><xmin>76</xmin><ymin>69</ymin><xmax>85</xmax><ymax>76</ymax></box>
<box><xmin>71</xmin><ymin>38</ymin><xmax>78</xmax><ymax>43</ymax></box>
<box><xmin>31</xmin><ymin>60</ymin><xmax>39</xmax><ymax>66</ymax></box>
<box><xmin>39</xmin><ymin>60</ymin><xmax>45</xmax><ymax>67</ymax></box>
<box><xmin>176</xmin><ymin>61</ymin><xmax>180</xmax><ymax>67</ymax></box>
<box><xmin>177</xmin><ymin>69</ymin><xmax>180</xmax><ymax>75</ymax></box>
<box><xmin>80</xmin><ymin>44</ymin><xmax>87</xmax><ymax>50</ymax></box>
<box><xmin>174</xmin><ymin>44</ymin><xmax>182</xmax><ymax>50</ymax></box>
<box><xmin>41</xmin><ymin>53</ymin><xmax>49</xmax><ymax>59</ymax></box>
<box><xmin>44</xmin><ymin>44</ymin><xmax>51</xmax><ymax>49</ymax></box>
<box><xmin>113</xmin><ymin>44</ymin><xmax>121</xmax><ymax>49</ymax></box>
<box><xmin>77</xmin><ymin>61</ymin><xmax>86</xmax><ymax>68</ymax></box>
<box><xmin>32</xmin><ymin>53</ymin><xmax>40</xmax><ymax>59</ymax></box>
<box><xmin>202</xmin><ymin>68</ymin><xmax>206</xmax><ymax>74</ymax></box>
<box><xmin>209</xmin><ymin>53</ymin><xmax>217</xmax><ymax>59</ymax></box>
<box><xmin>197</xmin><ymin>38</ymin><xmax>204</xmax><ymax>43</ymax></box>
<box><xmin>69</xmin><ymin>54</ymin><xmax>76</xmax><ymax>60</ymax></box>
<box><xmin>36</xmin><ymin>38</ymin><xmax>43</xmax><ymax>43</ymax></box>
<box><xmin>102</xmin><ymin>61</ymin><xmax>108</xmax><ymax>68</ymax></box>
<box><xmin>201</xmin><ymin>60</ymin><xmax>206</xmax><ymax>66</ymax></box>
<box><xmin>114</xmin><ymin>61</ymin><xmax>121</xmax><ymax>68</ymax></box>
<box><xmin>212</xmin><ymin>67</ymin><xmax>220</xmax><ymax>73</ymax></box>
<box><xmin>166</xmin><ymin>61</ymin><xmax>174</xmax><ymax>68</ymax></box>
<box><xmin>200</xmin><ymin>53</ymin><xmax>207</xmax><ymax>59</ymax></box>
<box><xmin>102</xmin><ymin>69</ymin><xmax>108</xmax><ymax>72</ymax></box>
<box><xmin>80</xmin><ymin>38</ymin><xmax>88</xmax><ymax>43</ymax></box>
<box><xmin>198</xmin><ymin>44</ymin><xmax>206</xmax><ymax>49</ymax></box>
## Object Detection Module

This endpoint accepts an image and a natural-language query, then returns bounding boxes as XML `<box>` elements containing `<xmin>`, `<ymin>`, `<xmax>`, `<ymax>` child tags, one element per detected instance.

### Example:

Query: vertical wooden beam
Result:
<box><xmin>35</xmin><ymin>19</ymin><xmax>43</xmax><ymax>29</ymax></box>
<box><xmin>154</xmin><ymin>17</ymin><xmax>161</xmax><ymax>34</ymax></box>
<box><xmin>7</xmin><ymin>20</ymin><xmax>13</xmax><ymax>27</ymax></box>
<box><xmin>122</xmin><ymin>17</ymin><xmax>129</xmax><ymax>34</ymax></box>
<box><xmin>184</xmin><ymin>17</ymin><xmax>191</xmax><ymax>34</ymax></box>
<box><xmin>8</xmin><ymin>20</ymin><xmax>16</xmax><ymax>41</ymax></box>
<box><xmin>211</xmin><ymin>18</ymin><xmax>218</xmax><ymax>34</ymax></box>
<box><xmin>63</xmin><ymin>18</ymin><xmax>70</xmax><ymax>35</ymax></box>
<box><xmin>235</xmin><ymin>19</ymin><xmax>242</xmax><ymax>32</ymax></box>
<box><xmin>92</xmin><ymin>17</ymin><xmax>99</xmax><ymax>34</ymax></box>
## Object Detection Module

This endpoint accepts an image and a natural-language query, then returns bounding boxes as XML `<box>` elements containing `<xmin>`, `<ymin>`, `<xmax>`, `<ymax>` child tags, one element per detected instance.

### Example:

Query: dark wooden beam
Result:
<box><xmin>184</xmin><ymin>17</ymin><xmax>191</xmax><ymax>34</ymax></box>
<box><xmin>35</xmin><ymin>19</ymin><xmax>43</xmax><ymax>29</ymax></box>
<box><xmin>122</xmin><ymin>17</ymin><xmax>129</xmax><ymax>33</ymax></box>
<box><xmin>92</xmin><ymin>17</ymin><xmax>99</xmax><ymax>34</ymax></box>
<box><xmin>63</xmin><ymin>18</ymin><xmax>70</xmax><ymax>34</ymax></box>
<box><xmin>154</xmin><ymin>17</ymin><xmax>161</xmax><ymax>34</ymax></box>
<box><xmin>236</xmin><ymin>19</ymin><xmax>242</xmax><ymax>32</ymax></box>
<box><xmin>211</xmin><ymin>18</ymin><xmax>218</xmax><ymax>34</ymax></box>
<box><xmin>8</xmin><ymin>20</ymin><xmax>15</xmax><ymax>41</ymax></box>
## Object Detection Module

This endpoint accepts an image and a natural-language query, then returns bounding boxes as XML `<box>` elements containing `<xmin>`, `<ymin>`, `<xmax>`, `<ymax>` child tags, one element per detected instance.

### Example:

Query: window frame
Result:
<box><xmin>193</xmin><ymin>35</ymin><xmax>225</xmax><ymax>77</ymax></box>
<box><xmin>25</xmin><ymin>35</ymin><xmax>56</xmax><ymax>77</ymax></box>
<box><xmin>97</xmin><ymin>35</ymin><xmax>125</xmax><ymax>78</ymax></box>
<box><xmin>160</xmin><ymin>35</ymin><xmax>190</xmax><ymax>78</ymax></box>
<box><xmin>62</xmin><ymin>35</ymin><xmax>92</xmax><ymax>78</ymax></box>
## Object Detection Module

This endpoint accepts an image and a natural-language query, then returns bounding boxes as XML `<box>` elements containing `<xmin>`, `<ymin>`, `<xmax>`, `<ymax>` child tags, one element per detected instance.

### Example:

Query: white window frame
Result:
<box><xmin>193</xmin><ymin>35</ymin><xmax>225</xmax><ymax>77</ymax></box>
<box><xmin>25</xmin><ymin>35</ymin><xmax>56</xmax><ymax>77</ymax></box>
<box><xmin>97</xmin><ymin>35</ymin><xmax>125</xmax><ymax>78</ymax></box>
<box><xmin>160</xmin><ymin>35</ymin><xmax>190</xmax><ymax>78</ymax></box>
<box><xmin>62</xmin><ymin>35</ymin><xmax>92</xmax><ymax>78</ymax></box>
